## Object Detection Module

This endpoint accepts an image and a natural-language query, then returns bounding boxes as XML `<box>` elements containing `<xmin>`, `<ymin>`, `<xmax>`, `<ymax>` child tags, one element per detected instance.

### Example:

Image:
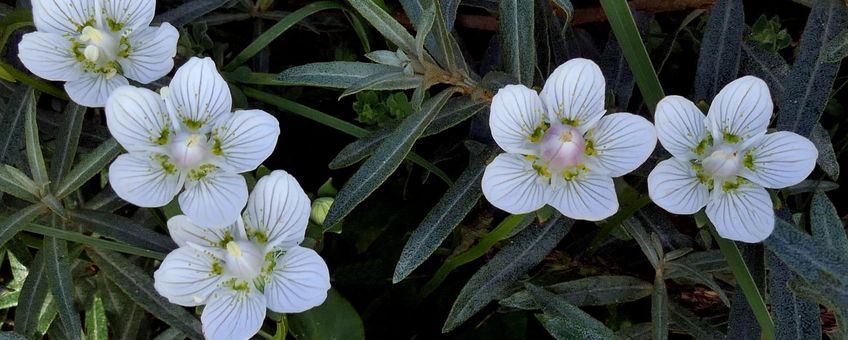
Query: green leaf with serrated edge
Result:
<box><xmin>810</xmin><ymin>125</ymin><xmax>839</xmax><ymax>180</ymax></box>
<box><xmin>0</xmin><ymin>165</ymin><xmax>39</xmax><ymax>202</ymax></box>
<box><xmin>85</xmin><ymin>295</ymin><xmax>107</xmax><ymax>340</ymax></box>
<box><xmin>0</xmin><ymin>86</ymin><xmax>29</xmax><ymax>167</ymax></box>
<box><xmin>44</xmin><ymin>236</ymin><xmax>82</xmax><ymax>340</ymax></box>
<box><xmin>0</xmin><ymin>204</ymin><xmax>47</xmax><ymax>249</ymax></box>
<box><xmin>69</xmin><ymin>209</ymin><xmax>176</xmax><ymax>253</ymax></box>
<box><xmin>664</xmin><ymin>261</ymin><xmax>729</xmax><ymax>306</ymax></box>
<box><xmin>324</xmin><ymin>89</ymin><xmax>455</xmax><ymax>229</ymax></box>
<box><xmin>49</xmin><ymin>103</ymin><xmax>86</xmax><ymax>191</ymax></box>
<box><xmin>526</xmin><ymin>284</ymin><xmax>614</xmax><ymax>340</ymax></box>
<box><xmin>278</xmin><ymin>62</ymin><xmax>418</xmax><ymax>89</ymax></box>
<box><xmin>693</xmin><ymin>0</ymin><xmax>744</xmax><ymax>101</ymax></box>
<box><xmin>652</xmin><ymin>267</ymin><xmax>668</xmax><ymax>340</ymax></box>
<box><xmin>499</xmin><ymin>275</ymin><xmax>652</xmax><ymax>310</ymax></box>
<box><xmin>442</xmin><ymin>213</ymin><xmax>573</xmax><ymax>332</ymax></box>
<box><xmin>339</xmin><ymin>71</ymin><xmax>423</xmax><ymax>99</ymax></box>
<box><xmin>811</xmin><ymin>192</ymin><xmax>848</xmax><ymax>254</ymax></box>
<box><xmin>764</xmin><ymin>219</ymin><xmax>848</xmax><ymax>288</ymax></box>
<box><xmin>55</xmin><ymin>139</ymin><xmax>120</xmax><ymax>199</ymax></box>
<box><xmin>347</xmin><ymin>0</ymin><xmax>417</xmax><ymax>55</ymax></box>
<box><xmin>23</xmin><ymin>88</ymin><xmax>48</xmax><ymax>187</ymax></box>
<box><xmin>767</xmin><ymin>251</ymin><xmax>821</xmax><ymax>340</ymax></box>
<box><xmin>15</xmin><ymin>251</ymin><xmax>49</xmax><ymax>338</ymax></box>
<box><xmin>775</xmin><ymin>0</ymin><xmax>847</xmax><ymax>136</ymax></box>
<box><xmin>500</xmin><ymin>0</ymin><xmax>535</xmax><ymax>86</ymax></box>
<box><xmin>87</xmin><ymin>249</ymin><xmax>203</xmax><ymax>339</ymax></box>
<box><xmin>393</xmin><ymin>144</ymin><xmax>499</xmax><ymax>282</ymax></box>
<box><xmin>97</xmin><ymin>274</ymin><xmax>146</xmax><ymax>340</ymax></box>
<box><xmin>288</xmin><ymin>289</ymin><xmax>364</xmax><ymax>340</ymax></box>
<box><xmin>668</xmin><ymin>302</ymin><xmax>726</xmax><ymax>339</ymax></box>
<box><xmin>152</xmin><ymin>0</ymin><xmax>230</xmax><ymax>27</ymax></box>
<box><xmin>822</xmin><ymin>29</ymin><xmax>848</xmax><ymax>62</ymax></box>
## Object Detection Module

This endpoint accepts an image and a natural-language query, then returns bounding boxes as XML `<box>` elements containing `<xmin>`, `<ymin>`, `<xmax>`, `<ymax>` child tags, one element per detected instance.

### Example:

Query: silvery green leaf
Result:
<box><xmin>278</xmin><ymin>62</ymin><xmax>411</xmax><ymax>89</ymax></box>
<box><xmin>821</xmin><ymin>29</ymin><xmax>848</xmax><ymax>63</ymax></box>
<box><xmin>810</xmin><ymin>124</ymin><xmax>839</xmax><ymax>180</ymax></box>
<box><xmin>44</xmin><ymin>237</ymin><xmax>82</xmax><ymax>340</ymax></box>
<box><xmin>339</xmin><ymin>71</ymin><xmax>423</xmax><ymax>99</ymax></box>
<box><xmin>500</xmin><ymin>0</ymin><xmax>536</xmax><ymax>86</ymax></box>
<box><xmin>693</xmin><ymin>0</ymin><xmax>744</xmax><ymax>102</ymax></box>
<box><xmin>0</xmin><ymin>165</ymin><xmax>39</xmax><ymax>202</ymax></box>
<box><xmin>527</xmin><ymin>284</ymin><xmax>615</xmax><ymax>340</ymax></box>
<box><xmin>347</xmin><ymin>0</ymin><xmax>417</xmax><ymax>55</ymax></box>
<box><xmin>811</xmin><ymin>192</ymin><xmax>848</xmax><ymax>255</ymax></box>
<box><xmin>499</xmin><ymin>275</ymin><xmax>652</xmax><ymax>310</ymax></box>
<box><xmin>669</xmin><ymin>302</ymin><xmax>726</xmax><ymax>339</ymax></box>
<box><xmin>365</xmin><ymin>50</ymin><xmax>403</xmax><ymax>66</ymax></box>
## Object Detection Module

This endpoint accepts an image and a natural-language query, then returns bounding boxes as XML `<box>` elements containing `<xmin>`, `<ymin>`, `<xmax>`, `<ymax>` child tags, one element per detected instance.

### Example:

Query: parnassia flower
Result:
<box><xmin>18</xmin><ymin>0</ymin><xmax>179</xmax><ymax>107</ymax></box>
<box><xmin>105</xmin><ymin>57</ymin><xmax>280</xmax><ymax>227</ymax></box>
<box><xmin>648</xmin><ymin>76</ymin><xmax>817</xmax><ymax>243</ymax></box>
<box><xmin>154</xmin><ymin>170</ymin><xmax>331</xmax><ymax>340</ymax></box>
<box><xmin>481</xmin><ymin>58</ymin><xmax>657</xmax><ymax>221</ymax></box>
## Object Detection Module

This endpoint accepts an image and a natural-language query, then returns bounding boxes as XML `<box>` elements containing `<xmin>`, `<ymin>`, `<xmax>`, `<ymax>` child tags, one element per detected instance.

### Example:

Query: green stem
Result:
<box><xmin>710</xmin><ymin>226</ymin><xmax>775</xmax><ymax>340</ymax></box>
<box><xmin>599</xmin><ymin>0</ymin><xmax>665</xmax><ymax>113</ymax></box>
<box><xmin>23</xmin><ymin>224</ymin><xmax>166</xmax><ymax>260</ymax></box>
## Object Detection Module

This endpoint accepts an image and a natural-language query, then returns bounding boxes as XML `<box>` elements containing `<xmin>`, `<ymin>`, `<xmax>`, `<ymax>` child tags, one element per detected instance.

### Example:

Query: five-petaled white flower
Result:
<box><xmin>105</xmin><ymin>57</ymin><xmax>280</xmax><ymax>227</ymax></box>
<box><xmin>154</xmin><ymin>170</ymin><xmax>331</xmax><ymax>340</ymax></box>
<box><xmin>18</xmin><ymin>0</ymin><xmax>179</xmax><ymax>107</ymax></box>
<box><xmin>481</xmin><ymin>58</ymin><xmax>657</xmax><ymax>221</ymax></box>
<box><xmin>648</xmin><ymin>76</ymin><xmax>817</xmax><ymax>243</ymax></box>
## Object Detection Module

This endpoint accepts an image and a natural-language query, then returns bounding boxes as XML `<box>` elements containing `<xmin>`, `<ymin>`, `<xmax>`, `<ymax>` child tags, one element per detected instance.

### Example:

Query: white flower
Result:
<box><xmin>154</xmin><ymin>170</ymin><xmax>331</xmax><ymax>340</ymax></box>
<box><xmin>481</xmin><ymin>59</ymin><xmax>657</xmax><ymax>221</ymax></box>
<box><xmin>18</xmin><ymin>0</ymin><xmax>178</xmax><ymax>107</ymax></box>
<box><xmin>105</xmin><ymin>57</ymin><xmax>280</xmax><ymax>227</ymax></box>
<box><xmin>648</xmin><ymin>76</ymin><xmax>818</xmax><ymax>243</ymax></box>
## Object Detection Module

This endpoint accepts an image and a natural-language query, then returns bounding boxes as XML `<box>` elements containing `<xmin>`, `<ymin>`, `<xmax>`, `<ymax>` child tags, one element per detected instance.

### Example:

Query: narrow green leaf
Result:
<box><xmin>500</xmin><ymin>275</ymin><xmax>652</xmax><ymax>310</ymax></box>
<box><xmin>767</xmin><ymin>251</ymin><xmax>821</xmax><ymax>340</ymax></box>
<box><xmin>0</xmin><ymin>85</ymin><xmax>29</xmax><ymax>166</ymax></box>
<box><xmin>44</xmin><ymin>237</ymin><xmax>82</xmax><ymax>340</ymax></box>
<box><xmin>329</xmin><ymin>127</ymin><xmax>394</xmax><ymax>169</ymax></box>
<box><xmin>277</xmin><ymin>62</ymin><xmax>416</xmax><ymax>89</ymax></box>
<box><xmin>347</xmin><ymin>0</ymin><xmax>417</xmax><ymax>54</ymax></box>
<box><xmin>23</xmin><ymin>88</ymin><xmax>48</xmax><ymax>187</ymax></box>
<box><xmin>664</xmin><ymin>261</ymin><xmax>730</xmax><ymax>306</ymax></box>
<box><xmin>69</xmin><ymin>209</ymin><xmax>177</xmax><ymax>253</ymax></box>
<box><xmin>400</xmin><ymin>0</ymin><xmax>464</xmax><ymax>72</ymax></box>
<box><xmin>764</xmin><ymin>219</ymin><xmax>848</xmax><ymax>289</ymax></box>
<box><xmin>324</xmin><ymin>89</ymin><xmax>455</xmax><ymax>229</ymax></box>
<box><xmin>551</xmin><ymin>0</ymin><xmax>574</xmax><ymax>24</ymax></box>
<box><xmin>87</xmin><ymin>249</ymin><xmax>203</xmax><ymax>339</ymax></box>
<box><xmin>55</xmin><ymin>138</ymin><xmax>120</xmax><ymax>199</ymax></box>
<box><xmin>85</xmin><ymin>295</ymin><xmax>107</xmax><ymax>340</ymax></box>
<box><xmin>693</xmin><ymin>0</ymin><xmax>744</xmax><ymax>101</ymax></box>
<box><xmin>668</xmin><ymin>302</ymin><xmax>726</xmax><ymax>339</ymax></box>
<box><xmin>500</xmin><ymin>0</ymin><xmax>535</xmax><ymax>86</ymax></box>
<box><xmin>98</xmin><ymin>274</ymin><xmax>147</xmax><ymax>340</ymax></box>
<box><xmin>414</xmin><ymin>1</ymin><xmax>436</xmax><ymax>60</ymax></box>
<box><xmin>15</xmin><ymin>251</ymin><xmax>50</xmax><ymax>338</ymax></box>
<box><xmin>822</xmin><ymin>29</ymin><xmax>848</xmax><ymax>62</ymax></box>
<box><xmin>598</xmin><ymin>0</ymin><xmax>665</xmax><ymax>113</ymax></box>
<box><xmin>622</xmin><ymin>217</ymin><xmax>660</xmax><ymax>269</ymax></box>
<box><xmin>740</xmin><ymin>40</ymin><xmax>788</xmax><ymax>98</ymax></box>
<box><xmin>288</xmin><ymin>289</ymin><xmax>365</xmax><ymax>340</ymax></box>
<box><xmin>339</xmin><ymin>71</ymin><xmax>423</xmax><ymax>99</ymax></box>
<box><xmin>153</xmin><ymin>0</ymin><xmax>230</xmax><ymax>27</ymax></box>
<box><xmin>0</xmin><ymin>204</ymin><xmax>47</xmax><ymax>248</ymax></box>
<box><xmin>810</xmin><ymin>124</ymin><xmax>839</xmax><ymax>180</ymax></box>
<box><xmin>0</xmin><ymin>165</ymin><xmax>40</xmax><ymax>202</ymax></box>
<box><xmin>393</xmin><ymin>144</ymin><xmax>499</xmax><ymax>282</ymax></box>
<box><xmin>0</xmin><ymin>62</ymin><xmax>68</xmax><ymax>100</ymax></box>
<box><xmin>24</xmin><ymin>223</ymin><xmax>166</xmax><ymax>260</ymax></box>
<box><xmin>652</xmin><ymin>267</ymin><xmax>668</xmax><ymax>340</ymax></box>
<box><xmin>49</xmin><ymin>103</ymin><xmax>86</xmax><ymax>191</ymax></box>
<box><xmin>811</xmin><ymin>192</ymin><xmax>848</xmax><ymax>254</ymax></box>
<box><xmin>775</xmin><ymin>0</ymin><xmax>848</xmax><ymax>136</ymax></box>
<box><xmin>526</xmin><ymin>284</ymin><xmax>615</xmax><ymax>340</ymax></box>
<box><xmin>442</xmin><ymin>213</ymin><xmax>573</xmax><ymax>332</ymax></box>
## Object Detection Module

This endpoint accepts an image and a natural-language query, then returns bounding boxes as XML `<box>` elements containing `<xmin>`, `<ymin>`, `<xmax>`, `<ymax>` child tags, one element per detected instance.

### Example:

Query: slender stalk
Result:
<box><xmin>24</xmin><ymin>224</ymin><xmax>166</xmax><ymax>261</ymax></box>
<box><xmin>710</xmin><ymin>226</ymin><xmax>775</xmax><ymax>340</ymax></box>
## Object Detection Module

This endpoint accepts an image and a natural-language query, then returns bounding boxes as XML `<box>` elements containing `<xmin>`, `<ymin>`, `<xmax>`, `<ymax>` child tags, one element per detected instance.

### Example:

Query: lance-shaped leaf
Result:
<box><xmin>278</xmin><ymin>62</ymin><xmax>417</xmax><ymax>89</ymax></box>
<box><xmin>693</xmin><ymin>0</ymin><xmax>744</xmax><ymax>101</ymax></box>
<box><xmin>664</xmin><ymin>261</ymin><xmax>730</xmax><ymax>306</ymax></box>
<box><xmin>339</xmin><ymin>71</ymin><xmax>423</xmax><ymax>99</ymax></box>
<box><xmin>764</xmin><ymin>219</ymin><xmax>848</xmax><ymax>290</ymax></box>
<box><xmin>44</xmin><ymin>237</ymin><xmax>82</xmax><ymax>340</ymax></box>
<box><xmin>348</xmin><ymin>0</ymin><xmax>417</xmax><ymax>55</ymax></box>
<box><xmin>740</xmin><ymin>40</ymin><xmax>788</xmax><ymax>98</ymax></box>
<box><xmin>0</xmin><ymin>204</ymin><xmax>48</xmax><ymax>248</ymax></box>
<box><xmin>652</xmin><ymin>266</ymin><xmax>668</xmax><ymax>340</ymax></box>
<box><xmin>500</xmin><ymin>0</ymin><xmax>535</xmax><ymax>86</ymax></box>
<box><xmin>400</xmin><ymin>0</ymin><xmax>465</xmax><ymax>72</ymax></box>
<box><xmin>822</xmin><ymin>29</ymin><xmax>848</xmax><ymax>63</ymax></box>
<box><xmin>69</xmin><ymin>209</ymin><xmax>177</xmax><ymax>253</ymax></box>
<box><xmin>775</xmin><ymin>0</ymin><xmax>848</xmax><ymax>136</ymax></box>
<box><xmin>500</xmin><ymin>275</ymin><xmax>652</xmax><ymax>310</ymax></box>
<box><xmin>767</xmin><ymin>251</ymin><xmax>821</xmax><ymax>340</ymax></box>
<box><xmin>669</xmin><ymin>302</ymin><xmax>726</xmax><ymax>339</ymax></box>
<box><xmin>49</xmin><ymin>103</ymin><xmax>86</xmax><ymax>191</ymax></box>
<box><xmin>810</xmin><ymin>125</ymin><xmax>839</xmax><ymax>180</ymax></box>
<box><xmin>23</xmin><ymin>88</ymin><xmax>48</xmax><ymax>187</ymax></box>
<box><xmin>323</xmin><ymin>89</ymin><xmax>455</xmax><ymax>229</ymax></box>
<box><xmin>153</xmin><ymin>0</ymin><xmax>230</xmax><ymax>27</ymax></box>
<box><xmin>87</xmin><ymin>249</ymin><xmax>203</xmax><ymax>339</ymax></box>
<box><xmin>0</xmin><ymin>165</ymin><xmax>39</xmax><ymax>202</ymax></box>
<box><xmin>393</xmin><ymin>144</ymin><xmax>499</xmax><ymax>283</ymax></box>
<box><xmin>811</xmin><ymin>192</ymin><xmax>848</xmax><ymax>255</ymax></box>
<box><xmin>55</xmin><ymin>138</ymin><xmax>120</xmax><ymax>199</ymax></box>
<box><xmin>15</xmin><ymin>251</ymin><xmax>49</xmax><ymax>338</ymax></box>
<box><xmin>527</xmin><ymin>284</ymin><xmax>615</xmax><ymax>340</ymax></box>
<box><xmin>98</xmin><ymin>274</ymin><xmax>146</xmax><ymax>340</ymax></box>
<box><xmin>442</xmin><ymin>213</ymin><xmax>573</xmax><ymax>332</ymax></box>
<box><xmin>0</xmin><ymin>86</ymin><xmax>29</xmax><ymax>167</ymax></box>
<box><xmin>85</xmin><ymin>295</ymin><xmax>107</xmax><ymax>340</ymax></box>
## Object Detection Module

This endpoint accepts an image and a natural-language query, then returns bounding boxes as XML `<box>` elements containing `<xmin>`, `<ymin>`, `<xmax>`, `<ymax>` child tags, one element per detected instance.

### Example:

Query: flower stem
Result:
<box><xmin>710</xmin><ymin>226</ymin><xmax>775</xmax><ymax>340</ymax></box>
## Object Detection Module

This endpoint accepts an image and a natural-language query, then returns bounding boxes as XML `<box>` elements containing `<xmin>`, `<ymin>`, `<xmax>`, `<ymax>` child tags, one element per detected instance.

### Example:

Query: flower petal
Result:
<box><xmin>705</xmin><ymin>76</ymin><xmax>772</xmax><ymax>143</ymax></box>
<box><xmin>244</xmin><ymin>170</ymin><xmax>310</xmax><ymax>248</ymax></box>
<box><xmin>540</xmin><ymin>58</ymin><xmax>606</xmax><ymax>132</ymax></box>
<box><xmin>481</xmin><ymin>153</ymin><xmax>550</xmax><ymax>214</ymax></box>
<box><xmin>153</xmin><ymin>246</ymin><xmax>223</xmax><ymax>306</ymax></box>
<box><xmin>706</xmin><ymin>183</ymin><xmax>774</xmax><ymax>243</ymax></box>
<box><xmin>168</xmin><ymin>215</ymin><xmax>243</xmax><ymax>247</ymax></box>
<box><xmin>166</xmin><ymin>57</ymin><xmax>232</xmax><ymax>132</ymax></box>
<box><xmin>489</xmin><ymin>85</ymin><xmax>545</xmax><ymax>154</ymax></box>
<box><xmin>32</xmin><ymin>0</ymin><xmax>97</xmax><ymax>34</ymax></box>
<box><xmin>18</xmin><ymin>32</ymin><xmax>84</xmax><ymax>82</ymax></box>
<box><xmin>108</xmin><ymin>152</ymin><xmax>183</xmax><ymax>207</ymax></box>
<box><xmin>119</xmin><ymin>23</ymin><xmax>179</xmax><ymax>84</ymax></box>
<box><xmin>201</xmin><ymin>288</ymin><xmax>266</xmax><ymax>340</ymax></box>
<box><xmin>655</xmin><ymin>95</ymin><xmax>708</xmax><ymax>160</ymax></box>
<box><xmin>65</xmin><ymin>73</ymin><xmax>129</xmax><ymax>108</ymax></box>
<box><xmin>105</xmin><ymin>86</ymin><xmax>170</xmax><ymax>153</ymax></box>
<box><xmin>585</xmin><ymin>112</ymin><xmax>657</xmax><ymax>177</ymax></box>
<box><xmin>179</xmin><ymin>168</ymin><xmax>248</xmax><ymax>227</ymax></box>
<box><xmin>548</xmin><ymin>172</ymin><xmax>618</xmax><ymax>221</ymax></box>
<box><xmin>739</xmin><ymin>131</ymin><xmax>818</xmax><ymax>189</ymax></box>
<box><xmin>265</xmin><ymin>246</ymin><xmax>331</xmax><ymax>313</ymax></box>
<box><xmin>647</xmin><ymin>158</ymin><xmax>709</xmax><ymax>215</ymax></box>
<box><xmin>212</xmin><ymin>110</ymin><xmax>280</xmax><ymax>173</ymax></box>
<box><xmin>101</xmin><ymin>0</ymin><xmax>155</xmax><ymax>29</ymax></box>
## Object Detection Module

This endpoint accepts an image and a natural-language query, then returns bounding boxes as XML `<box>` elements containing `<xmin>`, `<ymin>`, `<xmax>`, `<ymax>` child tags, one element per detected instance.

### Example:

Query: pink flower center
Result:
<box><xmin>168</xmin><ymin>133</ymin><xmax>209</xmax><ymax>169</ymax></box>
<box><xmin>540</xmin><ymin>123</ymin><xmax>586</xmax><ymax>170</ymax></box>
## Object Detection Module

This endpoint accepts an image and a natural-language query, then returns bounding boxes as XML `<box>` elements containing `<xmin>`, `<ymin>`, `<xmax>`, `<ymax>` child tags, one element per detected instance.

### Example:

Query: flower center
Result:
<box><xmin>223</xmin><ymin>241</ymin><xmax>265</xmax><ymax>281</ymax></box>
<box><xmin>702</xmin><ymin>144</ymin><xmax>741</xmax><ymax>179</ymax></box>
<box><xmin>168</xmin><ymin>132</ymin><xmax>209</xmax><ymax>169</ymax></box>
<box><xmin>79</xmin><ymin>26</ymin><xmax>119</xmax><ymax>64</ymax></box>
<box><xmin>539</xmin><ymin>123</ymin><xmax>586</xmax><ymax>170</ymax></box>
